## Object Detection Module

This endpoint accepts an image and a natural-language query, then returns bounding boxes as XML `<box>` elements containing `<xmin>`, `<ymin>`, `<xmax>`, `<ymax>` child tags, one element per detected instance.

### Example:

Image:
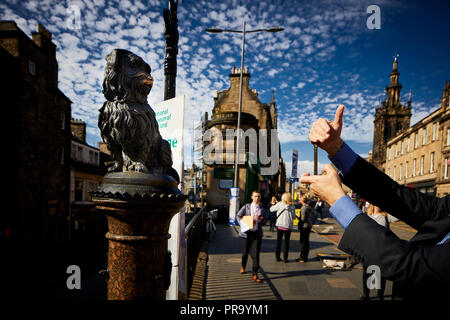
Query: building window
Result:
<box><xmin>87</xmin><ymin>182</ymin><xmax>98</xmax><ymax>201</ymax></box>
<box><xmin>399</xmin><ymin>163</ymin><xmax>403</xmax><ymax>180</ymax></box>
<box><xmin>61</xmin><ymin>111</ymin><xmax>65</xmax><ymax>130</ymax></box>
<box><xmin>94</xmin><ymin>152</ymin><xmax>99</xmax><ymax>165</ymax></box>
<box><xmin>445</xmin><ymin>158</ymin><xmax>449</xmax><ymax>179</ymax></box>
<box><xmin>405</xmin><ymin>161</ymin><xmax>409</xmax><ymax>178</ymax></box>
<box><xmin>407</xmin><ymin>137</ymin><xmax>410</xmax><ymax>152</ymax></box>
<box><xmin>89</xmin><ymin>150</ymin><xmax>94</xmax><ymax>163</ymax></box>
<box><xmin>447</xmin><ymin>129</ymin><xmax>450</xmax><ymax>146</ymax></box>
<box><xmin>430</xmin><ymin>152</ymin><xmax>435</xmax><ymax>173</ymax></box>
<box><xmin>413</xmin><ymin>158</ymin><xmax>417</xmax><ymax>177</ymax></box>
<box><xmin>28</xmin><ymin>60</ymin><xmax>36</xmax><ymax>75</ymax></box>
<box><xmin>71</xmin><ymin>144</ymin><xmax>76</xmax><ymax>159</ymax></box>
<box><xmin>422</xmin><ymin>127</ymin><xmax>427</xmax><ymax>146</ymax></box>
<box><xmin>386</xmin><ymin>168</ymin><xmax>390</xmax><ymax>177</ymax></box>
<box><xmin>75</xmin><ymin>180</ymin><xmax>84</xmax><ymax>201</ymax></box>
<box><xmin>395</xmin><ymin>143</ymin><xmax>399</xmax><ymax>157</ymax></box>
<box><xmin>77</xmin><ymin>146</ymin><xmax>83</xmax><ymax>161</ymax></box>
<box><xmin>414</xmin><ymin>132</ymin><xmax>418</xmax><ymax>149</ymax></box>
<box><xmin>393</xmin><ymin>166</ymin><xmax>396</xmax><ymax>181</ymax></box>
<box><xmin>432</xmin><ymin>123</ymin><xmax>437</xmax><ymax>141</ymax></box>
<box><xmin>420</xmin><ymin>155</ymin><xmax>424</xmax><ymax>175</ymax></box>
<box><xmin>401</xmin><ymin>141</ymin><xmax>404</xmax><ymax>155</ymax></box>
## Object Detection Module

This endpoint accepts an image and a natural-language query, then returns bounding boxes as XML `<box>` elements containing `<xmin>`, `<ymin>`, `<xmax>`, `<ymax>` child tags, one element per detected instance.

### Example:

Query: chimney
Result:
<box><xmin>32</xmin><ymin>24</ymin><xmax>53</xmax><ymax>48</ymax></box>
<box><xmin>71</xmin><ymin>119</ymin><xmax>86</xmax><ymax>143</ymax></box>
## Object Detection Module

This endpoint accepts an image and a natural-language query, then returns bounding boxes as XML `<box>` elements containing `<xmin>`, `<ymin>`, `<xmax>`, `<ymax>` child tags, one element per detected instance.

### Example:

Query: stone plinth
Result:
<box><xmin>91</xmin><ymin>171</ymin><xmax>185</xmax><ymax>300</ymax></box>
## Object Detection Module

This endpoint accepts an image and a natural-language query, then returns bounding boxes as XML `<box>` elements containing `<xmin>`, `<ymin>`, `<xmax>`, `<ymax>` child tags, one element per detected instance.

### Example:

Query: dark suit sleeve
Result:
<box><xmin>342</xmin><ymin>156</ymin><xmax>450</xmax><ymax>229</ymax></box>
<box><xmin>338</xmin><ymin>214</ymin><xmax>450</xmax><ymax>286</ymax></box>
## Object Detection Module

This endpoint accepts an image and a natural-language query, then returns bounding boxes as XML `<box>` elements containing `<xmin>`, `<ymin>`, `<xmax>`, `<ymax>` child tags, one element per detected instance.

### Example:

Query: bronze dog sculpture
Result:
<box><xmin>99</xmin><ymin>49</ymin><xmax>179</xmax><ymax>183</ymax></box>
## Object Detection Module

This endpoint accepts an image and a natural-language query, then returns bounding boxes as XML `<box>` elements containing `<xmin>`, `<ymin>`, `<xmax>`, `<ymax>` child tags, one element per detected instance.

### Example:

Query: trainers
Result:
<box><xmin>252</xmin><ymin>275</ymin><xmax>262</xmax><ymax>283</ymax></box>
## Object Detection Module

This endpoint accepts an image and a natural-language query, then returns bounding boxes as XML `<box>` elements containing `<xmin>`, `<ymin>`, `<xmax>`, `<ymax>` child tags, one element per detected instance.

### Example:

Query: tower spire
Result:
<box><xmin>386</xmin><ymin>54</ymin><xmax>402</xmax><ymax>106</ymax></box>
<box><xmin>393</xmin><ymin>53</ymin><xmax>399</xmax><ymax>71</ymax></box>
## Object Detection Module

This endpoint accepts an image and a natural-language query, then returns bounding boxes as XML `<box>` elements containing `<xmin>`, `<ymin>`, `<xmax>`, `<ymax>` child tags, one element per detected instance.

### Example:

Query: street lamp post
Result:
<box><xmin>206</xmin><ymin>23</ymin><xmax>283</xmax><ymax>189</ymax></box>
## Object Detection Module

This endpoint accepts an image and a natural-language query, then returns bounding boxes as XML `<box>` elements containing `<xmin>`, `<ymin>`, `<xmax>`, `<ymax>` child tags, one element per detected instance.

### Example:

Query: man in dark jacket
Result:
<box><xmin>301</xmin><ymin>104</ymin><xmax>450</xmax><ymax>299</ymax></box>
<box><xmin>236</xmin><ymin>190</ymin><xmax>268</xmax><ymax>283</ymax></box>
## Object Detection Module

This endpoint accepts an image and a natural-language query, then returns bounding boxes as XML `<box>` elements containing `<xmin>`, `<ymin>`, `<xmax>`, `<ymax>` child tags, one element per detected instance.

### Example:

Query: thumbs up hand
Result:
<box><xmin>300</xmin><ymin>164</ymin><xmax>346</xmax><ymax>206</ymax></box>
<box><xmin>309</xmin><ymin>104</ymin><xmax>345</xmax><ymax>157</ymax></box>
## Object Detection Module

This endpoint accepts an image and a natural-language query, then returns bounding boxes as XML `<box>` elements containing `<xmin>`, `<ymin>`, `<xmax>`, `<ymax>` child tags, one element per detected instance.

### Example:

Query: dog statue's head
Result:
<box><xmin>102</xmin><ymin>49</ymin><xmax>154</xmax><ymax>104</ymax></box>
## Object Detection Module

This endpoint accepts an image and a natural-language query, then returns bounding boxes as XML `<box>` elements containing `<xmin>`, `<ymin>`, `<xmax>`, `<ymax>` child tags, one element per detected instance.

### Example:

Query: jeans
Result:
<box><xmin>241</xmin><ymin>231</ymin><xmax>262</xmax><ymax>275</ymax></box>
<box><xmin>276</xmin><ymin>228</ymin><xmax>291</xmax><ymax>260</ymax></box>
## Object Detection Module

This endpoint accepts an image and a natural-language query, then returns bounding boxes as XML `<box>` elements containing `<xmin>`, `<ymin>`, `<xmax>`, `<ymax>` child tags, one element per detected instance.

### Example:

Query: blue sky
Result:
<box><xmin>2</xmin><ymin>0</ymin><xmax>449</xmax><ymax>177</ymax></box>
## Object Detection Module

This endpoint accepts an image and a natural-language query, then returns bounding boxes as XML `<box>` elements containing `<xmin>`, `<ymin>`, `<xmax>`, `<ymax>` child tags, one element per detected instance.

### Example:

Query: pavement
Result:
<box><xmin>189</xmin><ymin>214</ymin><xmax>416</xmax><ymax>300</ymax></box>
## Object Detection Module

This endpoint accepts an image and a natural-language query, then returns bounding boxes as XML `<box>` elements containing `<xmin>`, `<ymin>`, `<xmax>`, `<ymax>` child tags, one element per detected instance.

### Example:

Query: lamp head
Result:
<box><xmin>205</xmin><ymin>28</ymin><xmax>223</xmax><ymax>33</ymax></box>
<box><xmin>266</xmin><ymin>27</ymin><xmax>284</xmax><ymax>32</ymax></box>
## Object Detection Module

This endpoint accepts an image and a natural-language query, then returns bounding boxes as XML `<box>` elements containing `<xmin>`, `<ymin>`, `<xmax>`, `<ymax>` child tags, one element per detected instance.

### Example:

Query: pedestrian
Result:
<box><xmin>360</xmin><ymin>204</ymin><xmax>389</xmax><ymax>300</ymax></box>
<box><xmin>301</xmin><ymin>104</ymin><xmax>450</xmax><ymax>299</ymax></box>
<box><xmin>270</xmin><ymin>192</ymin><xmax>296</xmax><ymax>263</ymax></box>
<box><xmin>236</xmin><ymin>190</ymin><xmax>268</xmax><ymax>283</ymax></box>
<box><xmin>269</xmin><ymin>196</ymin><xmax>278</xmax><ymax>232</ymax></box>
<box><xmin>296</xmin><ymin>195</ymin><xmax>313</xmax><ymax>263</ymax></box>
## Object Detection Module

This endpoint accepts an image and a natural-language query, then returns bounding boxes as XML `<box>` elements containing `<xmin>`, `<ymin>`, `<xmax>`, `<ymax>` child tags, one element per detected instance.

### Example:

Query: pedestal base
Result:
<box><xmin>91</xmin><ymin>171</ymin><xmax>185</xmax><ymax>300</ymax></box>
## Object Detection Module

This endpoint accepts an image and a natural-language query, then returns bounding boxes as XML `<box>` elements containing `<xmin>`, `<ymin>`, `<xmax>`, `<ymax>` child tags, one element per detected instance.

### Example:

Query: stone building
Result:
<box><xmin>203</xmin><ymin>67</ymin><xmax>286</xmax><ymax>210</ymax></box>
<box><xmin>70</xmin><ymin>119</ymin><xmax>109</xmax><ymax>238</ymax></box>
<box><xmin>0</xmin><ymin>21</ymin><xmax>72</xmax><ymax>241</ymax></box>
<box><xmin>384</xmin><ymin>81</ymin><xmax>449</xmax><ymax>196</ymax></box>
<box><xmin>371</xmin><ymin>57</ymin><xmax>412</xmax><ymax>171</ymax></box>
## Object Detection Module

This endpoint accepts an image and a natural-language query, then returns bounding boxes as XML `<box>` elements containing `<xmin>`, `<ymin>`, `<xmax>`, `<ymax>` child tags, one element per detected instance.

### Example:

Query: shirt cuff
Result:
<box><xmin>329</xmin><ymin>195</ymin><xmax>363</xmax><ymax>229</ymax></box>
<box><xmin>328</xmin><ymin>142</ymin><xmax>358</xmax><ymax>176</ymax></box>
<box><xmin>437</xmin><ymin>232</ymin><xmax>450</xmax><ymax>245</ymax></box>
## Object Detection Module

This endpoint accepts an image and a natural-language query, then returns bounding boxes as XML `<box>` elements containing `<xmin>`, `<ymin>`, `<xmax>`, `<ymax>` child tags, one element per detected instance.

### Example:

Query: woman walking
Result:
<box><xmin>270</xmin><ymin>192</ymin><xmax>296</xmax><ymax>263</ymax></box>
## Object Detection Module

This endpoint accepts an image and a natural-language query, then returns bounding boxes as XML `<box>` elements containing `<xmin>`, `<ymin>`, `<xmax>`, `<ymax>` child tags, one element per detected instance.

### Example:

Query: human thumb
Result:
<box><xmin>332</xmin><ymin>104</ymin><xmax>345</xmax><ymax>129</ymax></box>
<box><xmin>322</xmin><ymin>164</ymin><xmax>338</xmax><ymax>176</ymax></box>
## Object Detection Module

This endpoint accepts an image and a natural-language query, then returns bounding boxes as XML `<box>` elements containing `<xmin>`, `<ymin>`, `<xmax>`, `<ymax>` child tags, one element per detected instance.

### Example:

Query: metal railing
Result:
<box><xmin>184</xmin><ymin>207</ymin><xmax>207</xmax><ymax>296</ymax></box>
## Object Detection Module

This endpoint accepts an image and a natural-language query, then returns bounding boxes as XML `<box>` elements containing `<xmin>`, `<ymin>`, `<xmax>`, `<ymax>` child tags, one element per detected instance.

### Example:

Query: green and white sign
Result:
<box><xmin>154</xmin><ymin>95</ymin><xmax>185</xmax><ymax>180</ymax></box>
<box><xmin>154</xmin><ymin>95</ymin><xmax>185</xmax><ymax>300</ymax></box>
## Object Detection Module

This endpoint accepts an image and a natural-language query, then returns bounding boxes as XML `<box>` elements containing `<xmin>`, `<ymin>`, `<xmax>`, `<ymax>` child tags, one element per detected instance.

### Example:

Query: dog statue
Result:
<box><xmin>98</xmin><ymin>49</ymin><xmax>180</xmax><ymax>183</ymax></box>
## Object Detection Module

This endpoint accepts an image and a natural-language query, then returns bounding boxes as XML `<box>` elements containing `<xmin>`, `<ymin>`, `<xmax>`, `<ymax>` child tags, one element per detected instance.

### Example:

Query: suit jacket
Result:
<box><xmin>236</xmin><ymin>203</ymin><xmax>268</xmax><ymax>238</ymax></box>
<box><xmin>337</xmin><ymin>156</ymin><xmax>450</xmax><ymax>299</ymax></box>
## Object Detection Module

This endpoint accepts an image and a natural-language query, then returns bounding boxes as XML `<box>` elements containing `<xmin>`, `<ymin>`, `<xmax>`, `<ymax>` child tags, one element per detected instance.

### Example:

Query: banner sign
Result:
<box><xmin>292</xmin><ymin>149</ymin><xmax>298</xmax><ymax>178</ymax></box>
<box><xmin>154</xmin><ymin>95</ymin><xmax>185</xmax><ymax>300</ymax></box>
<box><xmin>229</xmin><ymin>187</ymin><xmax>240</xmax><ymax>226</ymax></box>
